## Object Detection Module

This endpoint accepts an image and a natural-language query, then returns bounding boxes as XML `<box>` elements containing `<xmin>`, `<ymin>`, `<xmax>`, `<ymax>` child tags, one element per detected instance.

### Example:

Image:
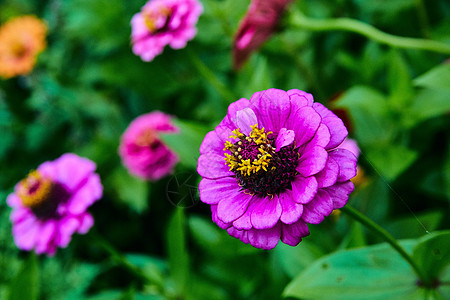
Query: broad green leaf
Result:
<box><xmin>283</xmin><ymin>241</ymin><xmax>425</xmax><ymax>300</ymax></box>
<box><xmin>334</xmin><ymin>86</ymin><xmax>393</xmax><ymax>146</ymax></box>
<box><xmin>388</xmin><ymin>50</ymin><xmax>413</xmax><ymax>107</ymax></box>
<box><xmin>414</xmin><ymin>64</ymin><xmax>450</xmax><ymax>91</ymax></box>
<box><xmin>365</xmin><ymin>144</ymin><xmax>418</xmax><ymax>181</ymax></box>
<box><xmin>109</xmin><ymin>167</ymin><xmax>149</xmax><ymax>213</ymax></box>
<box><xmin>274</xmin><ymin>240</ymin><xmax>325</xmax><ymax>278</ymax></box>
<box><xmin>160</xmin><ymin>119</ymin><xmax>209</xmax><ymax>170</ymax></box>
<box><xmin>409</xmin><ymin>88</ymin><xmax>450</xmax><ymax>125</ymax></box>
<box><xmin>8</xmin><ymin>254</ymin><xmax>39</xmax><ymax>300</ymax></box>
<box><xmin>413</xmin><ymin>231</ymin><xmax>450</xmax><ymax>284</ymax></box>
<box><xmin>167</xmin><ymin>208</ymin><xmax>189</xmax><ymax>295</ymax></box>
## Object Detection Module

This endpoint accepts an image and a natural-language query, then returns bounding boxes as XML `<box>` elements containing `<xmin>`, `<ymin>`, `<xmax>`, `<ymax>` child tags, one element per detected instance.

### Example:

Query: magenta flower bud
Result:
<box><xmin>131</xmin><ymin>0</ymin><xmax>203</xmax><ymax>62</ymax></box>
<box><xmin>233</xmin><ymin>0</ymin><xmax>294</xmax><ymax>69</ymax></box>
<box><xmin>7</xmin><ymin>154</ymin><xmax>103</xmax><ymax>256</ymax></box>
<box><xmin>119</xmin><ymin>111</ymin><xmax>179</xmax><ymax>181</ymax></box>
<box><xmin>197</xmin><ymin>89</ymin><xmax>357</xmax><ymax>250</ymax></box>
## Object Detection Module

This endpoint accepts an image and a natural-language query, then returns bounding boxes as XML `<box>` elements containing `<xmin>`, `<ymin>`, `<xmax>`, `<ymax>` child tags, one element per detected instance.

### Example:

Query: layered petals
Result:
<box><xmin>198</xmin><ymin>88</ymin><xmax>357</xmax><ymax>250</ymax></box>
<box><xmin>7</xmin><ymin>154</ymin><xmax>103</xmax><ymax>256</ymax></box>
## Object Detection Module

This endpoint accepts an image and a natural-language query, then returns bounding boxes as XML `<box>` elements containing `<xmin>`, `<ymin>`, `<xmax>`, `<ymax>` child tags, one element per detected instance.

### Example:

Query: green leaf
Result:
<box><xmin>386</xmin><ymin>211</ymin><xmax>444</xmax><ymax>239</ymax></box>
<box><xmin>274</xmin><ymin>240</ymin><xmax>325</xmax><ymax>278</ymax></box>
<box><xmin>414</xmin><ymin>64</ymin><xmax>450</xmax><ymax>91</ymax></box>
<box><xmin>189</xmin><ymin>215</ymin><xmax>260</xmax><ymax>256</ymax></box>
<box><xmin>160</xmin><ymin>119</ymin><xmax>209</xmax><ymax>170</ymax></box>
<box><xmin>339</xmin><ymin>222</ymin><xmax>367</xmax><ymax>250</ymax></box>
<box><xmin>283</xmin><ymin>241</ymin><xmax>425</xmax><ymax>300</ymax></box>
<box><xmin>125</xmin><ymin>254</ymin><xmax>167</xmax><ymax>288</ymax></box>
<box><xmin>167</xmin><ymin>208</ymin><xmax>189</xmax><ymax>295</ymax></box>
<box><xmin>413</xmin><ymin>231</ymin><xmax>450</xmax><ymax>285</ymax></box>
<box><xmin>108</xmin><ymin>167</ymin><xmax>149</xmax><ymax>213</ymax></box>
<box><xmin>388</xmin><ymin>50</ymin><xmax>413</xmax><ymax>107</ymax></box>
<box><xmin>365</xmin><ymin>144</ymin><xmax>418</xmax><ymax>181</ymax></box>
<box><xmin>409</xmin><ymin>88</ymin><xmax>450</xmax><ymax>125</ymax></box>
<box><xmin>334</xmin><ymin>86</ymin><xmax>393</xmax><ymax>146</ymax></box>
<box><xmin>8</xmin><ymin>254</ymin><xmax>39</xmax><ymax>300</ymax></box>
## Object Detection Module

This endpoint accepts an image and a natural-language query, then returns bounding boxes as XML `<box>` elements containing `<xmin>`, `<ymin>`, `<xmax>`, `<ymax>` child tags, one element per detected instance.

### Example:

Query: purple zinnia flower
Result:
<box><xmin>131</xmin><ymin>0</ymin><xmax>203</xmax><ymax>62</ymax></box>
<box><xmin>197</xmin><ymin>89</ymin><xmax>357</xmax><ymax>250</ymax></box>
<box><xmin>119</xmin><ymin>111</ymin><xmax>179</xmax><ymax>181</ymax></box>
<box><xmin>6</xmin><ymin>153</ymin><xmax>103</xmax><ymax>256</ymax></box>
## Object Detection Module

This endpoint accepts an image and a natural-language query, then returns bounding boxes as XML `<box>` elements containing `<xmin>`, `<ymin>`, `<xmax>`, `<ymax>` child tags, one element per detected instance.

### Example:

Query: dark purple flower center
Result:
<box><xmin>224</xmin><ymin>125</ymin><xmax>299</xmax><ymax>197</ymax></box>
<box><xmin>17</xmin><ymin>171</ymin><xmax>69</xmax><ymax>219</ymax></box>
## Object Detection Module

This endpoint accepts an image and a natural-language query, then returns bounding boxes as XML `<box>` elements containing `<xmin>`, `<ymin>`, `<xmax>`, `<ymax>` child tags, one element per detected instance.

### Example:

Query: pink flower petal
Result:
<box><xmin>251</xmin><ymin>89</ymin><xmax>291</xmax><ymax>132</ymax></box>
<box><xmin>211</xmin><ymin>205</ymin><xmax>232</xmax><ymax>229</ymax></box>
<box><xmin>199</xmin><ymin>177</ymin><xmax>240</xmax><ymax>205</ymax></box>
<box><xmin>279</xmin><ymin>190</ymin><xmax>303</xmax><ymax>224</ymax></box>
<box><xmin>291</xmin><ymin>175</ymin><xmax>318</xmax><ymax>204</ymax></box>
<box><xmin>67</xmin><ymin>174</ymin><xmax>102</xmax><ymax>215</ymax></box>
<box><xmin>235</xmin><ymin>108</ymin><xmax>258</xmax><ymax>135</ymax></box>
<box><xmin>287</xmin><ymin>106</ymin><xmax>321</xmax><ymax>147</ymax></box>
<box><xmin>217</xmin><ymin>191</ymin><xmax>253</xmax><ymax>224</ymax></box>
<box><xmin>302</xmin><ymin>190</ymin><xmax>333</xmax><ymax>224</ymax></box>
<box><xmin>250</xmin><ymin>196</ymin><xmax>282</xmax><ymax>230</ymax></box>
<box><xmin>35</xmin><ymin>221</ymin><xmax>56</xmax><ymax>255</ymax></box>
<box><xmin>296</xmin><ymin>146</ymin><xmax>328</xmax><ymax>177</ymax></box>
<box><xmin>199</xmin><ymin>131</ymin><xmax>223</xmax><ymax>155</ymax></box>
<box><xmin>77</xmin><ymin>213</ymin><xmax>94</xmax><ymax>234</ymax></box>
<box><xmin>329</xmin><ymin>149</ymin><xmax>358</xmax><ymax>182</ymax></box>
<box><xmin>247</xmin><ymin>223</ymin><xmax>281</xmax><ymax>250</ymax></box>
<box><xmin>315</xmin><ymin>156</ymin><xmax>339</xmax><ymax>188</ymax></box>
<box><xmin>312</xmin><ymin>103</ymin><xmax>348</xmax><ymax>150</ymax></box>
<box><xmin>325</xmin><ymin>181</ymin><xmax>354</xmax><ymax>209</ymax></box>
<box><xmin>197</xmin><ymin>153</ymin><xmax>234</xmax><ymax>179</ymax></box>
<box><xmin>275</xmin><ymin>128</ymin><xmax>295</xmax><ymax>151</ymax></box>
<box><xmin>281</xmin><ymin>220</ymin><xmax>310</xmax><ymax>246</ymax></box>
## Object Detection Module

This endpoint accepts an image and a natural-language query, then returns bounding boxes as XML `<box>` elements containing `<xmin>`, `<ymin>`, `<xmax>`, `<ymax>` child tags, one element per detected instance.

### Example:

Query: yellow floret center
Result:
<box><xmin>224</xmin><ymin>124</ymin><xmax>275</xmax><ymax>176</ymax></box>
<box><xmin>17</xmin><ymin>170</ymin><xmax>53</xmax><ymax>209</ymax></box>
<box><xmin>143</xmin><ymin>6</ymin><xmax>171</xmax><ymax>33</ymax></box>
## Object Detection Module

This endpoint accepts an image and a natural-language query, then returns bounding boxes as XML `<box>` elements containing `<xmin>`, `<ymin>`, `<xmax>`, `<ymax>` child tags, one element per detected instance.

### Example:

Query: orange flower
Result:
<box><xmin>0</xmin><ymin>15</ymin><xmax>47</xmax><ymax>79</ymax></box>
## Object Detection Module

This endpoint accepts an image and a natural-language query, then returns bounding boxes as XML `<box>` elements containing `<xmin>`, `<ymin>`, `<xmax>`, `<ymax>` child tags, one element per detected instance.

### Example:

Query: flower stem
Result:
<box><xmin>186</xmin><ymin>48</ymin><xmax>236</xmax><ymax>102</ymax></box>
<box><xmin>340</xmin><ymin>205</ymin><xmax>427</xmax><ymax>284</ymax></box>
<box><xmin>290</xmin><ymin>11</ymin><xmax>450</xmax><ymax>55</ymax></box>
<box><xmin>91</xmin><ymin>232</ymin><xmax>166</xmax><ymax>294</ymax></box>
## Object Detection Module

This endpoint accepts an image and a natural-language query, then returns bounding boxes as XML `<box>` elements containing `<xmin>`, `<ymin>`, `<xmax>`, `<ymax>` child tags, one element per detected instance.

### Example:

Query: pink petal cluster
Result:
<box><xmin>233</xmin><ymin>0</ymin><xmax>294</xmax><ymax>69</ymax></box>
<box><xmin>131</xmin><ymin>0</ymin><xmax>203</xmax><ymax>62</ymax></box>
<box><xmin>119</xmin><ymin>111</ymin><xmax>179</xmax><ymax>181</ymax></box>
<box><xmin>7</xmin><ymin>153</ymin><xmax>103</xmax><ymax>255</ymax></box>
<box><xmin>197</xmin><ymin>89</ymin><xmax>357</xmax><ymax>250</ymax></box>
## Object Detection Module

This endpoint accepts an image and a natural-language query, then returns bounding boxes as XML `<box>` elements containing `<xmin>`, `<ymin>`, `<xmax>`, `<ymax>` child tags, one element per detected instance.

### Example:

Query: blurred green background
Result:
<box><xmin>0</xmin><ymin>0</ymin><xmax>449</xmax><ymax>299</ymax></box>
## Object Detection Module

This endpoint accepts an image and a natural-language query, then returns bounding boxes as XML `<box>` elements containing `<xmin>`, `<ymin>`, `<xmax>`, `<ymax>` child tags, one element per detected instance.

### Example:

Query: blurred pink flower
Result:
<box><xmin>7</xmin><ymin>154</ymin><xmax>103</xmax><ymax>256</ymax></box>
<box><xmin>233</xmin><ymin>0</ymin><xmax>294</xmax><ymax>69</ymax></box>
<box><xmin>131</xmin><ymin>0</ymin><xmax>203</xmax><ymax>62</ymax></box>
<box><xmin>119</xmin><ymin>111</ymin><xmax>179</xmax><ymax>181</ymax></box>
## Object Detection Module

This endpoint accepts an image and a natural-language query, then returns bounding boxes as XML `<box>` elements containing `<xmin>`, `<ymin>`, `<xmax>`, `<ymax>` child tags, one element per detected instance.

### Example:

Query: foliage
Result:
<box><xmin>0</xmin><ymin>0</ymin><xmax>449</xmax><ymax>299</ymax></box>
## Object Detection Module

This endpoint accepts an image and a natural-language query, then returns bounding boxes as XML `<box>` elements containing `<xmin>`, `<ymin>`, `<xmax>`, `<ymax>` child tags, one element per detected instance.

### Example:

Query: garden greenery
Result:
<box><xmin>0</xmin><ymin>0</ymin><xmax>449</xmax><ymax>299</ymax></box>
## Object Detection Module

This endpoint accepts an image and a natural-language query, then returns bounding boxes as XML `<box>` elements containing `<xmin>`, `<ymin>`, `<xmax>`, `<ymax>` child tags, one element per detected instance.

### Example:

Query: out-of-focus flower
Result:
<box><xmin>131</xmin><ymin>0</ymin><xmax>203</xmax><ymax>62</ymax></box>
<box><xmin>7</xmin><ymin>154</ymin><xmax>103</xmax><ymax>256</ymax></box>
<box><xmin>339</xmin><ymin>137</ymin><xmax>367</xmax><ymax>186</ymax></box>
<box><xmin>119</xmin><ymin>111</ymin><xmax>179</xmax><ymax>181</ymax></box>
<box><xmin>0</xmin><ymin>15</ymin><xmax>47</xmax><ymax>79</ymax></box>
<box><xmin>233</xmin><ymin>0</ymin><xmax>294</xmax><ymax>70</ymax></box>
<box><xmin>197</xmin><ymin>88</ymin><xmax>357</xmax><ymax>250</ymax></box>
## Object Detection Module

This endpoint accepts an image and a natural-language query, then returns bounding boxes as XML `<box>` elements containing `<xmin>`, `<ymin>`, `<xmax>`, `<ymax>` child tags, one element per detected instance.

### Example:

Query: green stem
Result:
<box><xmin>290</xmin><ymin>11</ymin><xmax>450</xmax><ymax>55</ymax></box>
<box><xmin>91</xmin><ymin>232</ymin><xmax>166</xmax><ymax>294</ymax></box>
<box><xmin>414</xmin><ymin>0</ymin><xmax>431</xmax><ymax>38</ymax></box>
<box><xmin>186</xmin><ymin>48</ymin><xmax>236</xmax><ymax>102</ymax></box>
<box><xmin>340</xmin><ymin>205</ymin><xmax>427</xmax><ymax>284</ymax></box>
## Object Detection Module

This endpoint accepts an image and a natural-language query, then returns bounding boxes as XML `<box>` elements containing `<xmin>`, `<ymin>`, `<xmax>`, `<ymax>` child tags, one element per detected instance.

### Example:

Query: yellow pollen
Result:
<box><xmin>224</xmin><ymin>124</ymin><xmax>275</xmax><ymax>177</ymax></box>
<box><xmin>17</xmin><ymin>170</ymin><xmax>53</xmax><ymax>209</ymax></box>
<box><xmin>142</xmin><ymin>6</ymin><xmax>171</xmax><ymax>33</ymax></box>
